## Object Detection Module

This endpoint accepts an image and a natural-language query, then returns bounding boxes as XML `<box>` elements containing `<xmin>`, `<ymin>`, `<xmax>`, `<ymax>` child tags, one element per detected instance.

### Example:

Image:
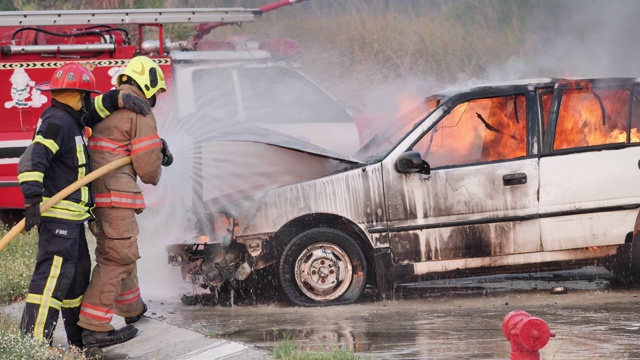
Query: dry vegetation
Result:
<box><xmin>3</xmin><ymin>0</ymin><xmax>548</xmax><ymax>104</ymax></box>
<box><xmin>198</xmin><ymin>1</ymin><xmax>543</xmax><ymax>104</ymax></box>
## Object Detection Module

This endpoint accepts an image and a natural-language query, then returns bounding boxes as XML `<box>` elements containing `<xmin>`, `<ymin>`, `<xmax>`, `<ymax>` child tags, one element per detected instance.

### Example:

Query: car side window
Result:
<box><xmin>412</xmin><ymin>94</ymin><xmax>527</xmax><ymax>168</ymax></box>
<box><xmin>553</xmin><ymin>88</ymin><xmax>638</xmax><ymax>150</ymax></box>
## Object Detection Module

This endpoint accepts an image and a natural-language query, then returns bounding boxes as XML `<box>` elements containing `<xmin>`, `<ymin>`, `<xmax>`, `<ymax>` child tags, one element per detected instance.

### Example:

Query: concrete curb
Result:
<box><xmin>2</xmin><ymin>301</ymin><xmax>270</xmax><ymax>359</ymax></box>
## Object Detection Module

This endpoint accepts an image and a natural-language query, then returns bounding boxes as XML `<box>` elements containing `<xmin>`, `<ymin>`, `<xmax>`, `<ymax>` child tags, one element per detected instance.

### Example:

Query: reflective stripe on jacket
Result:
<box><xmin>18</xmin><ymin>100</ymin><xmax>94</xmax><ymax>222</ymax></box>
<box><xmin>88</xmin><ymin>84</ymin><xmax>162</xmax><ymax>209</ymax></box>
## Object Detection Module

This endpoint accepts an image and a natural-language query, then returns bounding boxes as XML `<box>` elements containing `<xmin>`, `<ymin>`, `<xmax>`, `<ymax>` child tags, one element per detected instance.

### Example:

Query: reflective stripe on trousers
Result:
<box><xmin>78</xmin><ymin>207</ymin><xmax>144</xmax><ymax>332</ymax></box>
<box><xmin>20</xmin><ymin>221</ymin><xmax>90</xmax><ymax>347</ymax></box>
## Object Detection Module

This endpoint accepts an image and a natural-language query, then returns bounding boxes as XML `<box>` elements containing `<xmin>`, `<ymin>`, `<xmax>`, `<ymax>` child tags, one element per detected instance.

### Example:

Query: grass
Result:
<box><xmin>270</xmin><ymin>332</ymin><xmax>364</xmax><ymax>360</ymax></box>
<box><xmin>0</xmin><ymin>227</ymin><xmax>38</xmax><ymax>305</ymax></box>
<box><xmin>0</xmin><ymin>227</ymin><xmax>90</xmax><ymax>359</ymax></box>
<box><xmin>0</xmin><ymin>306</ymin><xmax>88</xmax><ymax>359</ymax></box>
<box><xmin>0</xmin><ymin>225</ymin><xmax>97</xmax><ymax>306</ymax></box>
<box><xmin>0</xmin><ymin>312</ymin><xmax>58</xmax><ymax>360</ymax></box>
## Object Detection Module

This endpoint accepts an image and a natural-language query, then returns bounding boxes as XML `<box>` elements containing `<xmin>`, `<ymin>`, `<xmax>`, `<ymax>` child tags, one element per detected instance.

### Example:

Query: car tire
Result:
<box><xmin>0</xmin><ymin>209</ymin><xmax>23</xmax><ymax>227</ymax></box>
<box><xmin>278</xmin><ymin>228</ymin><xmax>367</xmax><ymax>307</ymax></box>
<box><xmin>607</xmin><ymin>229</ymin><xmax>640</xmax><ymax>286</ymax></box>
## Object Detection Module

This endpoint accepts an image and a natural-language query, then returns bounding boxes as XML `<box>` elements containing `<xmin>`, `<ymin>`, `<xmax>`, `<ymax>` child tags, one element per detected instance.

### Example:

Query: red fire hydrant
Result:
<box><xmin>502</xmin><ymin>310</ymin><xmax>556</xmax><ymax>360</ymax></box>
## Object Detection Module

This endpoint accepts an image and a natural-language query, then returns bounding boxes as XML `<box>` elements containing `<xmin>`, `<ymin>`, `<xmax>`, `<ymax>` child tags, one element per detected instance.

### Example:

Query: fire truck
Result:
<box><xmin>0</xmin><ymin>1</ymin><xmax>358</xmax><ymax>224</ymax></box>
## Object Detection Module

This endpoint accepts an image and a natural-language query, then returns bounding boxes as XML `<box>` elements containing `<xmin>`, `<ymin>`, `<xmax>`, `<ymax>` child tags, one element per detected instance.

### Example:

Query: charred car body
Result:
<box><xmin>168</xmin><ymin>77</ymin><xmax>640</xmax><ymax>306</ymax></box>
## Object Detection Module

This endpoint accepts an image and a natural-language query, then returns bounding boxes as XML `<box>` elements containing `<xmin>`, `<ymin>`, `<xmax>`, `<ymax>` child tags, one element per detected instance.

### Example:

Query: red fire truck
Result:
<box><xmin>0</xmin><ymin>1</ymin><xmax>358</xmax><ymax>224</ymax></box>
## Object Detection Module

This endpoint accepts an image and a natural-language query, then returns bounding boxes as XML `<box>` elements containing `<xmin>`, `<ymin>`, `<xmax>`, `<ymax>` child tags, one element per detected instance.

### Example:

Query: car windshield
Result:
<box><xmin>354</xmin><ymin>96</ymin><xmax>444</xmax><ymax>162</ymax></box>
<box><xmin>192</xmin><ymin>66</ymin><xmax>353</xmax><ymax>125</ymax></box>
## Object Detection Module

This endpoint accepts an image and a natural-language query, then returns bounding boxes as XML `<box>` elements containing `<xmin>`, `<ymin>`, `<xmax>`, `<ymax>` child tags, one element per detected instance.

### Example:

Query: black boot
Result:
<box><xmin>82</xmin><ymin>324</ymin><xmax>138</xmax><ymax>348</ymax></box>
<box><xmin>124</xmin><ymin>302</ymin><xmax>147</xmax><ymax>325</ymax></box>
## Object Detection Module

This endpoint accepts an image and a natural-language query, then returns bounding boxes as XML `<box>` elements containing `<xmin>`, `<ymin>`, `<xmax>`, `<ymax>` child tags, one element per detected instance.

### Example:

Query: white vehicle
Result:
<box><xmin>170</xmin><ymin>48</ymin><xmax>358</xmax><ymax>155</ymax></box>
<box><xmin>169</xmin><ymin>77</ymin><xmax>640</xmax><ymax>306</ymax></box>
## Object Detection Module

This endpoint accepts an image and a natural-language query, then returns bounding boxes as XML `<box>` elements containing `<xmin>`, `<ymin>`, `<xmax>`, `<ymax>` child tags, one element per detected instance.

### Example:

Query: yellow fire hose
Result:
<box><xmin>0</xmin><ymin>157</ymin><xmax>132</xmax><ymax>252</ymax></box>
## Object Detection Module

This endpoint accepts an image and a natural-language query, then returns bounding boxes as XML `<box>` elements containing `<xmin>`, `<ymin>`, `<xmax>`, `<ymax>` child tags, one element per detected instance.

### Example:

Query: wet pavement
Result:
<box><xmin>0</xmin><ymin>301</ymin><xmax>269</xmax><ymax>360</ymax></box>
<box><xmin>3</xmin><ymin>266</ymin><xmax>639</xmax><ymax>358</ymax></box>
<box><xmin>144</xmin><ymin>266</ymin><xmax>640</xmax><ymax>359</ymax></box>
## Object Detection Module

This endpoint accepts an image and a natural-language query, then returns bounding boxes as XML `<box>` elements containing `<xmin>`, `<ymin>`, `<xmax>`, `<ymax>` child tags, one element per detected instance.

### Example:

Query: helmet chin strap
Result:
<box><xmin>82</xmin><ymin>92</ymin><xmax>92</xmax><ymax>113</ymax></box>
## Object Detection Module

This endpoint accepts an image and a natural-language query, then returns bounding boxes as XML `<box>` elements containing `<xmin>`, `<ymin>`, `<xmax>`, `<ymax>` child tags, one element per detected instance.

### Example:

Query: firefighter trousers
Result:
<box><xmin>78</xmin><ymin>207</ymin><xmax>144</xmax><ymax>332</ymax></box>
<box><xmin>20</xmin><ymin>220</ymin><xmax>91</xmax><ymax>347</ymax></box>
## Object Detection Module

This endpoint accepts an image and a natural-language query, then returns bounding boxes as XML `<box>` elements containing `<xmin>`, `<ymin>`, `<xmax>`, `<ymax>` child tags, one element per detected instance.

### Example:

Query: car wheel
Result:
<box><xmin>610</xmin><ymin>241</ymin><xmax>640</xmax><ymax>287</ymax></box>
<box><xmin>278</xmin><ymin>228</ymin><xmax>367</xmax><ymax>307</ymax></box>
<box><xmin>0</xmin><ymin>209</ymin><xmax>23</xmax><ymax>227</ymax></box>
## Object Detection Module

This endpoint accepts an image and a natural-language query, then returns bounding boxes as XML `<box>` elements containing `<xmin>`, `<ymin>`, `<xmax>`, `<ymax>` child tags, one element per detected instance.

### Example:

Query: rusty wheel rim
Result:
<box><xmin>294</xmin><ymin>242</ymin><xmax>353</xmax><ymax>301</ymax></box>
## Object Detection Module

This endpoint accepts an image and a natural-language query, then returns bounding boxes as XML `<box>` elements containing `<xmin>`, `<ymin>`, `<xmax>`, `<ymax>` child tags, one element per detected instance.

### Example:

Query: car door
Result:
<box><xmin>539</xmin><ymin>81</ymin><xmax>640</xmax><ymax>251</ymax></box>
<box><xmin>383</xmin><ymin>92</ymin><xmax>541</xmax><ymax>272</ymax></box>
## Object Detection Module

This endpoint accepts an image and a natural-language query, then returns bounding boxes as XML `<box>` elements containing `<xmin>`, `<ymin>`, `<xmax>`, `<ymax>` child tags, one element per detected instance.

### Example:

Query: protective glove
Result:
<box><xmin>160</xmin><ymin>138</ymin><xmax>173</xmax><ymax>167</ymax></box>
<box><xmin>121</xmin><ymin>92</ymin><xmax>151</xmax><ymax>116</ymax></box>
<box><xmin>24</xmin><ymin>203</ymin><xmax>41</xmax><ymax>231</ymax></box>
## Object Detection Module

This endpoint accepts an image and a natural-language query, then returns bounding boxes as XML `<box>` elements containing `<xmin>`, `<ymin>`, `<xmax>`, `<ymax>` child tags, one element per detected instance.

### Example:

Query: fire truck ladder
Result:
<box><xmin>0</xmin><ymin>7</ymin><xmax>260</xmax><ymax>27</ymax></box>
<box><xmin>0</xmin><ymin>0</ymin><xmax>304</xmax><ymax>55</ymax></box>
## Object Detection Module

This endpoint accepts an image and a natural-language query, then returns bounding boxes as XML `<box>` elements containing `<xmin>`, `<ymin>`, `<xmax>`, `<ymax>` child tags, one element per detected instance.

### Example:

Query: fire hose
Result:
<box><xmin>0</xmin><ymin>157</ymin><xmax>132</xmax><ymax>252</ymax></box>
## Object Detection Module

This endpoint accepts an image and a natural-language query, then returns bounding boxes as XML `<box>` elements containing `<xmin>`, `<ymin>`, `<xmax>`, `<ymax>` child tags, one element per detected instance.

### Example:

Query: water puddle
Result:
<box><xmin>143</xmin><ymin>267</ymin><xmax>640</xmax><ymax>359</ymax></box>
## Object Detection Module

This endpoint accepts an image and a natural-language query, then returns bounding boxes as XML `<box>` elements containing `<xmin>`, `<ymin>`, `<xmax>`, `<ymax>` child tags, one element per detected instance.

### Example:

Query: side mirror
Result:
<box><xmin>395</xmin><ymin>151</ymin><xmax>430</xmax><ymax>175</ymax></box>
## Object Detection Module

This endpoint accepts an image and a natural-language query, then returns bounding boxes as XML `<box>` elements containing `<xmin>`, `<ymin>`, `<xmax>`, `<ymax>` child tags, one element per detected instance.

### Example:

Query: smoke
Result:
<box><xmin>353</xmin><ymin>0</ymin><xmax>640</xmax><ymax>129</ymax></box>
<box><xmin>131</xmin><ymin>122</ymin><xmax>197</xmax><ymax>299</ymax></box>
<box><xmin>130</xmin><ymin>0</ymin><xmax>640</xmax><ymax>301</ymax></box>
<box><xmin>460</xmin><ymin>1</ymin><xmax>640</xmax><ymax>82</ymax></box>
<box><xmin>133</xmin><ymin>61</ymin><xmax>360</xmax><ymax>300</ymax></box>
<box><xmin>527</xmin><ymin>0</ymin><xmax>640</xmax><ymax>78</ymax></box>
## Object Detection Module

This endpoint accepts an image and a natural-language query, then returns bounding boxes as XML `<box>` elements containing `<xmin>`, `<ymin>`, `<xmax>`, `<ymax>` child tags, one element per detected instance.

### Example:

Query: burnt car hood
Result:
<box><xmin>208</xmin><ymin>124</ymin><xmax>364</xmax><ymax>165</ymax></box>
<box><xmin>196</xmin><ymin>124</ymin><xmax>364</xmax><ymax>206</ymax></box>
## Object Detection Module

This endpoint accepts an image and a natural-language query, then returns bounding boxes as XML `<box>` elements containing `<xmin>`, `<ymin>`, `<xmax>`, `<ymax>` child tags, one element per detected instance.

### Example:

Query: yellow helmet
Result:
<box><xmin>117</xmin><ymin>56</ymin><xmax>166</xmax><ymax>99</ymax></box>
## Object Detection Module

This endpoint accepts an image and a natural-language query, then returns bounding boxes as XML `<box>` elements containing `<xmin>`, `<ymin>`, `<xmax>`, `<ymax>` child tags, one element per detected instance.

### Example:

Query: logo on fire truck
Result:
<box><xmin>3</xmin><ymin>59</ymin><xmax>168</xmax><ymax>109</ymax></box>
<box><xmin>107</xmin><ymin>66</ymin><xmax>125</xmax><ymax>89</ymax></box>
<box><xmin>4</xmin><ymin>68</ymin><xmax>47</xmax><ymax>109</ymax></box>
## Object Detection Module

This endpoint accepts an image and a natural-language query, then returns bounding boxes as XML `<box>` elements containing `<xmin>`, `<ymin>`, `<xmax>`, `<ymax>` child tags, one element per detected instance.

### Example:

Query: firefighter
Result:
<box><xmin>78</xmin><ymin>55</ymin><xmax>173</xmax><ymax>348</ymax></box>
<box><xmin>18</xmin><ymin>62</ymin><xmax>149</xmax><ymax>350</ymax></box>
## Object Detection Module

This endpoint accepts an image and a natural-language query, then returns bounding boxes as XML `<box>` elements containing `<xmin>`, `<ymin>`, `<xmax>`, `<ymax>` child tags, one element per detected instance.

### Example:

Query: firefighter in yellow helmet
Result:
<box><xmin>78</xmin><ymin>56</ymin><xmax>173</xmax><ymax>348</ymax></box>
<box><xmin>17</xmin><ymin>61</ymin><xmax>150</xmax><ymax>353</ymax></box>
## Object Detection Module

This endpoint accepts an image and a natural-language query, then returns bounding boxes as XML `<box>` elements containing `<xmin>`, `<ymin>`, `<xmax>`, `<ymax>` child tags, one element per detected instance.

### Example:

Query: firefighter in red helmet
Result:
<box><xmin>17</xmin><ymin>61</ymin><xmax>148</xmax><ymax>351</ymax></box>
<box><xmin>78</xmin><ymin>55</ymin><xmax>172</xmax><ymax>348</ymax></box>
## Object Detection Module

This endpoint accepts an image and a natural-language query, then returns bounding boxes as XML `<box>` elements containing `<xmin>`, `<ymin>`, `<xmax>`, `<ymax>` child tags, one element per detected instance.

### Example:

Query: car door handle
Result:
<box><xmin>503</xmin><ymin>173</ymin><xmax>527</xmax><ymax>186</ymax></box>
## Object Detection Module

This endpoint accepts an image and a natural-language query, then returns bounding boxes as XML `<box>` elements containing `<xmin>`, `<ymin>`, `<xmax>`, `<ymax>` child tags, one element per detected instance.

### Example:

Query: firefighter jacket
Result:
<box><xmin>86</xmin><ymin>89</ymin><xmax>128</xmax><ymax>128</ymax></box>
<box><xmin>88</xmin><ymin>84</ymin><xmax>162</xmax><ymax>210</ymax></box>
<box><xmin>18</xmin><ymin>99</ymin><xmax>94</xmax><ymax>223</ymax></box>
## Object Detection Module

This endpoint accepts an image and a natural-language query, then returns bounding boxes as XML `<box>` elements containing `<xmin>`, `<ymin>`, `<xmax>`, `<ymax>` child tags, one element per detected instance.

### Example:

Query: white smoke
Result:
<box><xmin>131</xmin><ymin>0</ymin><xmax>640</xmax><ymax>301</ymax></box>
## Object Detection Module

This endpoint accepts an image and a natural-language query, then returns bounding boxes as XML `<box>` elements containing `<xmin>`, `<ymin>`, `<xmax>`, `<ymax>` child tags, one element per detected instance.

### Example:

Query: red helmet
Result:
<box><xmin>36</xmin><ymin>62</ymin><xmax>101</xmax><ymax>94</ymax></box>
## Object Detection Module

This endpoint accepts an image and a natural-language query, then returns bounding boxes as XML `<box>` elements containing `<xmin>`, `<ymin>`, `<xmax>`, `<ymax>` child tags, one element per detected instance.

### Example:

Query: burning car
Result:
<box><xmin>168</xmin><ymin>77</ymin><xmax>640</xmax><ymax>306</ymax></box>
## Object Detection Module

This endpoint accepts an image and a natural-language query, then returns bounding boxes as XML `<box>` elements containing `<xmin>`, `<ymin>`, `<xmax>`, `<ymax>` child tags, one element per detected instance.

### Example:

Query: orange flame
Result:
<box><xmin>482</xmin><ymin>96</ymin><xmax>527</xmax><ymax>161</ymax></box>
<box><xmin>425</xmin><ymin>95</ymin><xmax>527</xmax><ymax>166</ymax></box>
<box><xmin>391</xmin><ymin>93</ymin><xmax>441</xmax><ymax>142</ymax></box>
<box><xmin>554</xmin><ymin>88</ymin><xmax>638</xmax><ymax>149</ymax></box>
<box><xmin>423</xmin><ymin>87</ymin><xmax>638</xmax><ymax>168</ymax></box>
